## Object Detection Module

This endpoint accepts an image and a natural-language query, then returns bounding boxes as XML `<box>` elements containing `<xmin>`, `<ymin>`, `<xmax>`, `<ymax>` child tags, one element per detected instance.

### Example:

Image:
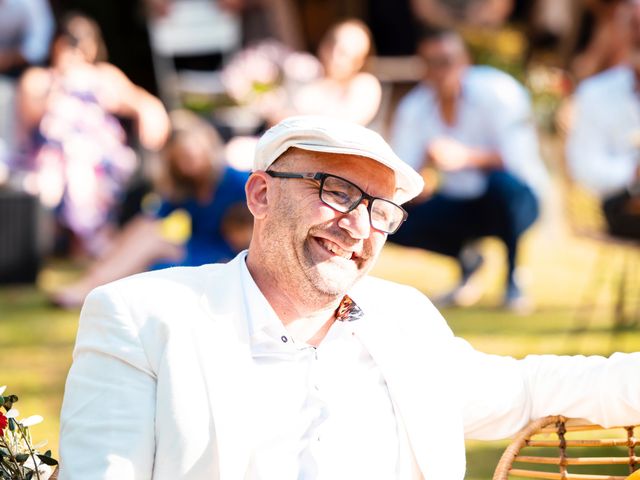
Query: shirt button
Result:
<box><xmin>281</xmin><ymin>336</ymin><xmax>288</xmax><ymax>343</ymax></box>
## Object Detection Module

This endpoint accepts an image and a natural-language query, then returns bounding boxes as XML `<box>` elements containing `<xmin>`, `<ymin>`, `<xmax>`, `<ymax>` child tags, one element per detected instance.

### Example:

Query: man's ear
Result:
<box><xmin>245</xmin><ymin>172</ymin><xmax>270</xmax><ymax>219</ymax></box>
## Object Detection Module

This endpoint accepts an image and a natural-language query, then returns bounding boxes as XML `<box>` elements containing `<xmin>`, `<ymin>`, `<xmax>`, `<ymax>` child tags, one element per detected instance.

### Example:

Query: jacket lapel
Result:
<box><xmin>351</xmin><ymin>304</ymin><xmax>467</xmax><ymax>480</ymax></box>
<box><xmin>193</xmin><ymin>255</ymin><xmax>258</xmax><ymax>480</ymax></box>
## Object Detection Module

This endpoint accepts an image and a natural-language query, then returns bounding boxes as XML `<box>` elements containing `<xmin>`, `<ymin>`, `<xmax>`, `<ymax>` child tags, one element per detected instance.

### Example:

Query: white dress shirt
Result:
<box><xmin>567</xmin><ymin>65</ymin><xmax>640</xmax><ymax>197</ymax></box>
<box><xmin>391</xmin><ymin>66</ymin><xmax>548</xmax><ymax>199</ymax></box>
<box><xmin>240</xmin><ymin>257</ymin><xmax>402</xmax><ymax>479</ymax></box>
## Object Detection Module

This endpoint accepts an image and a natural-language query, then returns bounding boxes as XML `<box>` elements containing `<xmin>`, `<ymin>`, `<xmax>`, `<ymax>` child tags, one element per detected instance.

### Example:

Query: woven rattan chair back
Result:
<box><xmin>493</xmin><ymin>415</ymin><xmax>640</xmax><ymax>480</ymax></box>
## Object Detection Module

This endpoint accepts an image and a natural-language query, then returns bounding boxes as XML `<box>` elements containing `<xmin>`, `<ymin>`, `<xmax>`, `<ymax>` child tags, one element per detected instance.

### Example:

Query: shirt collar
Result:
<box><xmin>239</xmin><ymin>251</ymin><xmax>282</xmax><ymax>338</ymax></box>
<box><xmin>239</xmin><ymin>253</ymin><xmax>365</xmax><ymax>339</ymax></box>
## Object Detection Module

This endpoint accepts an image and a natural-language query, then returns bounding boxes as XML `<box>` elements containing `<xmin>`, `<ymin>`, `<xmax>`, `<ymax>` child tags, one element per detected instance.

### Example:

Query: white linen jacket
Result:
<box><xmin>59</xmin><ymin>253</ymin><xmax>640</xmax><ymax>480</ymax></box>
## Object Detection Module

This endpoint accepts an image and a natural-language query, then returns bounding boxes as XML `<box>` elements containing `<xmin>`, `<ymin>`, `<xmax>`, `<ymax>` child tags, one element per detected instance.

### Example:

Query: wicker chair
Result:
<box><xmin>493</xmin><ymin>416</ymin><xmax>640</xmax><ymax>480</ymax></box>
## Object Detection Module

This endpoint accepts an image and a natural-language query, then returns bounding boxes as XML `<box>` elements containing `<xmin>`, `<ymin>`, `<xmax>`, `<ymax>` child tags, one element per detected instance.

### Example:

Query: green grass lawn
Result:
<box><xmin>1</xmin><ymin>210</ymin><xmax>638</xmax><ymax>478</ymax></box>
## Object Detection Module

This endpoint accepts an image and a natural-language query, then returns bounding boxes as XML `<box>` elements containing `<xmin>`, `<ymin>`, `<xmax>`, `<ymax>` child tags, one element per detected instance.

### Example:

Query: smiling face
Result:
<box><xmin>248</xmin><ymin>148</ymin><xmax>396</xmax><ymax>306</ymax></box>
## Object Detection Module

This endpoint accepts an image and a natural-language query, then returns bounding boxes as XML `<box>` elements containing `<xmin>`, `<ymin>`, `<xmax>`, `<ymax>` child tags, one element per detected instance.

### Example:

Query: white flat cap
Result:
<box><xmin>253</xmin><ymin>115</ymin><xmax>424</xmax><ymax>203</ymax></box>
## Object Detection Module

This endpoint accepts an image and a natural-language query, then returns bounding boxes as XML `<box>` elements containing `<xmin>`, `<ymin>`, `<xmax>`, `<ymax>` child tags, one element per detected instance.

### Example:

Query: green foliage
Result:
<box><xmin>0</xmin><ymin>389</ymin><xmax>58</xmax><ymax>480</ymax></box>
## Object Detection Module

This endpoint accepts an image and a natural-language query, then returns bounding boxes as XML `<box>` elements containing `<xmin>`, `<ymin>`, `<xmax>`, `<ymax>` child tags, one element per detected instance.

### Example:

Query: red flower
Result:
<box><xmin>0</xmin><ymin>411</ymin><xmax>7</xmax><ymax>434</ymax></box>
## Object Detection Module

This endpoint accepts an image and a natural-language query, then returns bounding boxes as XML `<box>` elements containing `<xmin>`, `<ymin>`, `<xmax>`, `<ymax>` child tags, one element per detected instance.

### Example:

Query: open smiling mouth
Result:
<box><xmin>316</xmin><ymin>237</ymin><xmax>358</xmax><ymax>261</ymax></box>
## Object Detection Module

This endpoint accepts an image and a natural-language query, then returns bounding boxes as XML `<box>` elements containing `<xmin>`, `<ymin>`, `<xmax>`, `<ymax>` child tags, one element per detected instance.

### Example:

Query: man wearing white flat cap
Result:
<box><xmin>59</xmin><ymin>115</ymin><xmax>640</xmax><ymax>480</ymax></box>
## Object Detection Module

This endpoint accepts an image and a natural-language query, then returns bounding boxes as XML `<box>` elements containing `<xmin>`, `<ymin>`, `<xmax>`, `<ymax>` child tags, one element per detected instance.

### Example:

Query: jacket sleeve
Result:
<box><xmin>59</xmin><ymin>284</ymin><xmax>157</xmax><ymax>480</ymax></box>
<box><xmin>459</xmin><ymin>339</ymin><xmax>640</xmax><ymax>440</ymax></box>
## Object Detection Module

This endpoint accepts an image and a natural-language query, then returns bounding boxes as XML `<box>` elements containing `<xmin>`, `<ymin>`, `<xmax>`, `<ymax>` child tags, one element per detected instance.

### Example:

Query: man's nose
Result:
<box><xmin>338</xmin><ymin>202</ymin><xmax>372</xmax><ymax>239</ymax></box>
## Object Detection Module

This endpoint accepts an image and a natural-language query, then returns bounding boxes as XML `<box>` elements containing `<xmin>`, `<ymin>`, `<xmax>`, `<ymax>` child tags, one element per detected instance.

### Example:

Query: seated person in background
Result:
<box><xmin>223</xmin><ymin>18</ymin><xmax>380</xmax><ymax>169</ymax></box>
<box><xmin>50</xmin><ymin>110</ymin><xmax>250</xmax><ymax>309</ymax></box>
<box><xmin>248</xmin><ymin>18</ymin><xmax>381</xmax><ymax>127</ymax></box>
<box><xmin>288</xmin><ymin>19</ymin><xmax>382</xmax><ymax>126</ymax></box>
<box><xmin>567</xmin><ymin>0</ymin><xmax>640</xmax><ymax>240</ymax></box>
<box><xmin>220</xmin><ymin>200</ymin><xmax>255</xmax><ymax>253</ymax></box>
<box><xmin>15</xmin><ymin>12</ymin><xmax>169</xmax><ymax>257</ymax></box>
<box><xmin>390</xmin><ymin>27</ymin><xmax>548</xmax><ymax>310</ymax></box>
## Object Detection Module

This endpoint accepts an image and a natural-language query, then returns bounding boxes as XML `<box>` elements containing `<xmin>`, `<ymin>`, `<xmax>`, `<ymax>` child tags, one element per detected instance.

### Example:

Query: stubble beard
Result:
<box><xmin>301</xmin><ymin>234</ymin><xmax>359</xmax><ymax>297</ymax></box>
<box><xmin>262</xmin><ymin>203</ymin><xmax>370</xmax><ymax>308</ymax></box>
<box><xmin>263</xmin><ymin>223</ymin><xmax>354</xmax><ymax>307</ymax></box>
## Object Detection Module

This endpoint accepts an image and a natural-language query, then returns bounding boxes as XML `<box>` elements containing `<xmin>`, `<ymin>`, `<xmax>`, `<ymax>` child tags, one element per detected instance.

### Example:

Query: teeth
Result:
<box><xmin>320</xmin><ymin>239</ymin><xmax>353</xmax><ymax>259</ymax></box>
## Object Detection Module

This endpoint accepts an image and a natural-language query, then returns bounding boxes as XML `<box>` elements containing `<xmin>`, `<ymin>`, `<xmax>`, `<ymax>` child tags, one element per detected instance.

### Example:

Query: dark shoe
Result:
<box><xmin>502</xmin><ymin>280</ymin><xmax>534</xmax><ymax>314</ymax></box>
<box><xmin>459</xmin><ymin>246</ymin><xmax>484</xmax><ymax>283</ymax></box>
<box><xmin>435</xmin><ymin>247</ymin><xmax>485</xmax><ymax>307</ymax></box>
<box><xmin>435</xmin><ymin>281</ymin><xmax>484</xmax><ymax>308</ymax></box>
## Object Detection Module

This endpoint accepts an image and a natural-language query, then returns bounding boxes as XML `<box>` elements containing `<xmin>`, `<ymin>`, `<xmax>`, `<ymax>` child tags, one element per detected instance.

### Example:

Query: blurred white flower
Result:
<box><xmin>5</xmin><ymin>408</ymin><xmax>19</xmax><ymax>419</ymax></box>
<box><xmin>20</xmin><ymin>415</ymin><xmax>44</xmax><ymax>427</ymax></box>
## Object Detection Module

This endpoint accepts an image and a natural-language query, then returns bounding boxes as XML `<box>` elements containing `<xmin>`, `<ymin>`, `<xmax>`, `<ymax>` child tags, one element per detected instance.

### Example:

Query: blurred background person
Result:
<box><xmin>390</xmin><ymin>27</ymin><xmax>548</xmax><ymax>311</ymax></box>
<box><xmin>287</xmin><ymin>18</ymin><xmax>381</xmax><ymax>126</ymax></box>
<box><xmin>219</xmin><ymin>200</ymin><xmax>255</xmax><ymax>253</ymax></box>
<box><xmin>568</xmin><ymin>0</ymin><xmax>634</xmax><ymax>83</ymax></box>
<box><xmin>236</xmin><ymin>18</ymin><xmax>380</xmax><ymax>127</ymax></box>
<box><xmin>221</xmin><ymin>18</ymin><xmax>381</xmax><ymax>169</ymax></box>
<box><xmin>567</xmin><ymin>0</ymin><xmax>640</xmax><ymax>240</ymax></box>
<box><xmin>49</xmin><ymin>110</ymin><xmax>251</xmax><ymax>308</ymax></box>
<box><xmin>0</xmin><ymin>0</ymin><xmax>55</xmax><ymax>180</ymax></box>
<box><xmin>15</xmin><ymin>12</ymin><xmax>170</xmax><ymax>257</ymax></box>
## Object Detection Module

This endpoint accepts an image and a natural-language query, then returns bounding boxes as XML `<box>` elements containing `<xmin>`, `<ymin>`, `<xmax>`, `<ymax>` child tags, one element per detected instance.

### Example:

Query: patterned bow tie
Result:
<box><xmin>335</xmin><ymin>295</ymin><xmax>364</xmax><ymax>322</ymax></box>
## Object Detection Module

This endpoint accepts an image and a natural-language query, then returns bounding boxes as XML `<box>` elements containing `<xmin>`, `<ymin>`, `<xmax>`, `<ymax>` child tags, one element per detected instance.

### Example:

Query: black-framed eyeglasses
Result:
<box><xmin>266</xmin><ymin>171</ymin><xmax>408</xmax><ymax>234</ymax></box>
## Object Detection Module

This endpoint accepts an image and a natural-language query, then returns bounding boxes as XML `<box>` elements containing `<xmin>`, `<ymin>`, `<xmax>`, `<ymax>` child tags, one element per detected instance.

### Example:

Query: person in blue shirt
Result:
<box><xmin>390</xmin><ymin>28</ymin><xmax>548</xmax><ymax>311</ymax></box>
<box><xmin>50</xmin><ymin>110</ymin><xmax>250</xmax><ymax>308</ymax></box>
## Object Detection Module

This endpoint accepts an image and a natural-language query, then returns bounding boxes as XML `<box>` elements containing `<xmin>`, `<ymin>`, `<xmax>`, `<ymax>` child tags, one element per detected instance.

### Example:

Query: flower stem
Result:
<box><xmin>16</xmin><ymin>424</ymin><xmax>41</xmax><ymax>480</ymax></box>
<box><xmin>0</xmin><ymin>435</ymin><xmax>26</xmax><ymax>480</ymax></box>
